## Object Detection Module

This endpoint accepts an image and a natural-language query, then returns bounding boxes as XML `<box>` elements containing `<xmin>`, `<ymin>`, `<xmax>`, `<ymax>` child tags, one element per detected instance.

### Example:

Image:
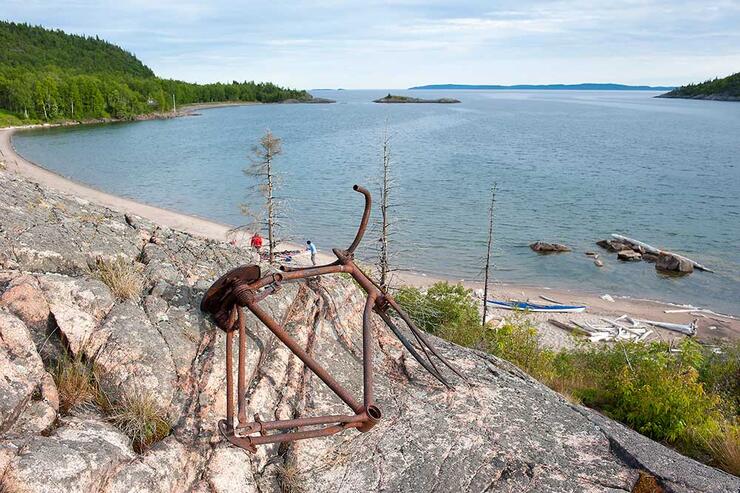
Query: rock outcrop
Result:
<box><xmin>0</xmin><ymin>311</ymin><xmax>56</xmax><ymax>436</ymax></box>
<box><xmin>1</xmin><ymin>168</ymin><xmax>738</xmax><ymax>492</ymax></box>
<box><xmin>530</xmin><ymin>241</ymin><xmax>571</xmax><ymax>253</ymax></box>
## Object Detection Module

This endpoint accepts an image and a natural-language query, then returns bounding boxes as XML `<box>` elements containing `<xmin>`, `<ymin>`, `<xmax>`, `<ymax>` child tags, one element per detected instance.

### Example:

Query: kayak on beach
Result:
<box><xmin>487</xmin><ymin>300</ymin><xmax>587</xmax><ymax>313</ymax></box>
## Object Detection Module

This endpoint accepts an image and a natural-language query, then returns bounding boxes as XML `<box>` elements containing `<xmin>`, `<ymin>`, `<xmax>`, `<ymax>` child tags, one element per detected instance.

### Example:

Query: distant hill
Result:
<box><xmin>0</xmin><ymin>21</ymin><xmax>154</xmax><ymax>77</ymax></box>
<box><xmin>409</xmin><ymin>83</ymin><xmax>675</xmax><ymax>91</ymax></box>
<box><xmin>0</xmin><ymin>21</ymin><xmax>309</xmax><ymax>125</ymax></box>
<box><xmin>657</xmin><ymin>72</ymin><xmax>740</xmax><ymax>101</ymax></box>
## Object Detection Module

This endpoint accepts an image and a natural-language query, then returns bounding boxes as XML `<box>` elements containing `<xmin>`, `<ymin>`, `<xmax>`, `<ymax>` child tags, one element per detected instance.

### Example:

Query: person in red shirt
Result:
<box><xmin>250</xmin><ymin>233</ymin><xmax>263</xmax><ymax>253</ymax></box>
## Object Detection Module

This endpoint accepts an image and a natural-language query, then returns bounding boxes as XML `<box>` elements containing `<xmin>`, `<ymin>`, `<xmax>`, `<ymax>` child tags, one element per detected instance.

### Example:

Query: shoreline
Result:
<box><xmin>655</xmin><ymin>93</ymin><xmax>740</xmax><ymax>102</ymax></box>
<box><xmin>2</xmin><ymin>125</ymin><xmax>737</xmax><ymax>346</ymax></box>
<box><xmin>0</xmin><ymin>97</ymin><xmax>328</xmax><ymax>132</ymax></box>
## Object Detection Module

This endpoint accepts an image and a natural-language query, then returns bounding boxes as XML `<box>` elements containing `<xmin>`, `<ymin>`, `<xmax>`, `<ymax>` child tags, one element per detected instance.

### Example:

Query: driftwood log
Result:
<box><xmin>548</xmin><ymin>319</ymin><xmax>590</xmax><ymax>336</ymax></box>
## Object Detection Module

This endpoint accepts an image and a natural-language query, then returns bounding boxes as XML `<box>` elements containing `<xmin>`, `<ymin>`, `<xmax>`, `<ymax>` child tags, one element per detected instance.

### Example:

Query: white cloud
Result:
<box><xmin>2</xmin><ymin>0</ymin><xmax>739</xmax><ymax>88</ymax></box>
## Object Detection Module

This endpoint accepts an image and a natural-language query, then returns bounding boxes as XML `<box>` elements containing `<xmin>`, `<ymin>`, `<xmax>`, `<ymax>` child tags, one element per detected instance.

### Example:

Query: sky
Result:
<box><xmin>2</xmin><ymin>0</ymin><xmax>739</xmax><ymax>89</ymax></box>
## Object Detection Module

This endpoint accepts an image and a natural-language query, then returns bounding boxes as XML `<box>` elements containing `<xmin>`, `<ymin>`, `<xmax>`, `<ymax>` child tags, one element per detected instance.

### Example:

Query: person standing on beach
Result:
<box><xmin>306</xmin><ymin>240</ymin><xmax>317</xmax><ymax>265</ymax></box>
<box><xmin>250</xmin><ymin>232</ymin><xmax>263</xmax><ymax>254</ymax></box>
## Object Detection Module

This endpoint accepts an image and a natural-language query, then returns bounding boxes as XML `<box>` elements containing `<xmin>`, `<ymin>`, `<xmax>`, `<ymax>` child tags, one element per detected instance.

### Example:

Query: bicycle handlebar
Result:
<box><xmin>346</xmin><ymin>185</ymin><xmax>372</xmax><ymax>254</ymax></box>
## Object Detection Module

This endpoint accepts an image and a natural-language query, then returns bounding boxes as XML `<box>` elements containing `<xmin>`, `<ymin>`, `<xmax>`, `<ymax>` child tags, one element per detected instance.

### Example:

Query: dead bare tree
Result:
<box><xmin>243</xmin><ymin>130</ymin><xmax>283</xmax><ymax>263</ymax></box>
<box><xmin>371</xmin><ymin>125</ymin><xmax>414</xmax><ymax>290</ymax></box>
<box><xmin>378</xmin><ymin>128</ymin><xmax>392</xmax><ymax>290</ymax></box>
<box><xmin>482</xmin><ymin>183</ymin><xmax>497</xmax><ymax>326</ymax></box>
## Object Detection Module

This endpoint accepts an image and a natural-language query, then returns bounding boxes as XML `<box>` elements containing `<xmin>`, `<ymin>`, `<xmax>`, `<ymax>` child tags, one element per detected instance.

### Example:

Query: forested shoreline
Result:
<box><xmin>0</xmin><ymin>21</ymin><xmax>310</xmax><ymax>126</ymax></box>
<box><xmin>658</xmin><ymin>72</ymin><xmax>740</xmax><ymax>101</ymax></box>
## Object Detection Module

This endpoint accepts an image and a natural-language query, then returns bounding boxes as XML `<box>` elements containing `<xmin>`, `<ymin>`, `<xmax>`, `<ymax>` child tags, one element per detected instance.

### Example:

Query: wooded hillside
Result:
<box><xmin>0</xmin><ymin>21</ymin><xmax>309</xmax><ymax>124</ymax></box>
<box><xmin>659</xmin><ymin>72</ymin><xmax>740</xmax><ymax>100</ymax></box>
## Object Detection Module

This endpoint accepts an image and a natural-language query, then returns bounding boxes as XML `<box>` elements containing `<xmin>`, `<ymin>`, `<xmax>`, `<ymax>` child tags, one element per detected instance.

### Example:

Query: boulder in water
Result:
<box><xmin>656</xmin><ymin>252</ymin><xmax>694</xmax><ymax>273</ymax></box>
<box><xmin>617</xmin><ymin>250</ymin><xmax>642</xmax><ymax>261</ymax></box>
<box><xmin>642</xmin><ymin>252</ymin><xmax>659</xmax><ymax>263</ymax></box>
<box><xmin>596</xmin><ymin>239</ymin><xmax>632</xmax><ymax>252</ymax></box>
<box><xmin>530</xmin><ymin>241</ymin><xmax>571</xmax><ymax>253</ymax></box>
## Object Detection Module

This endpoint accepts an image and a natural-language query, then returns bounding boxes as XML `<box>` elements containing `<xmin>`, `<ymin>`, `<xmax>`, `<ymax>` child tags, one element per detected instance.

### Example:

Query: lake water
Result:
<box><xmin>12</xmin><ymin>90</ymin><xmax>740</xmax><ymax>314</ymax></box>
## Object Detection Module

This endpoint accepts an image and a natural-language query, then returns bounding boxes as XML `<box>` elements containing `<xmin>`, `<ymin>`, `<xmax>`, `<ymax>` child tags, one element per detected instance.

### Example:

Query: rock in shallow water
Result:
<box><xmin>596</xmin><ymin>239</ymin><xmax>632</xmax><ymax>252</ymax></box>
<box><xmin>617</xmin><ymin>249</ymin><xmax>642</xmax><ymax>261</ymax></box>
<box><xmin>530</xmin><ymin>241</ymin><xmax>571</xmax><ymax>253</ymax></box>
<box><xmin>656</xmin><ymin>252</ymin><xmax>694</xmax><ymax>274</ymax></box>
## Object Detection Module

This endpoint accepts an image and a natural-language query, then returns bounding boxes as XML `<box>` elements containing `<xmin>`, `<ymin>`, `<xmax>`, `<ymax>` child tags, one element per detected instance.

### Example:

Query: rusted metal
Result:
<box><xmin>201</xmin><ymin>184</ymin><xmax>465</xmax><ymax>453</ymax></box>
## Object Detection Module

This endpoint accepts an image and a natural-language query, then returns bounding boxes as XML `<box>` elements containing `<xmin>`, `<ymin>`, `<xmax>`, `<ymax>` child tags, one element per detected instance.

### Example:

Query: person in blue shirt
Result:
<box><xmin>306</xmin><ymin>240</ymin><xmax>317</xmax><ymax>265</ymax></box>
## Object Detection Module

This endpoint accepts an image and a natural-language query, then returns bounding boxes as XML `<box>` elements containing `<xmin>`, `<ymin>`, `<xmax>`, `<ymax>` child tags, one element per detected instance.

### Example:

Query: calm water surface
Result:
<box><xmin>13</xmin><ymin>90</ymin><xmax>740</xmax><ymax>313</ymax></box>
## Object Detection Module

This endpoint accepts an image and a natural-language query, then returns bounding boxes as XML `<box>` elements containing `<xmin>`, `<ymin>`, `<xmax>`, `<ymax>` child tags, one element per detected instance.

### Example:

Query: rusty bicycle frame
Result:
<box><xmin>201</xmin><ymin>185</ymin><xmax>465</xmax><ymax>452</ymax></box>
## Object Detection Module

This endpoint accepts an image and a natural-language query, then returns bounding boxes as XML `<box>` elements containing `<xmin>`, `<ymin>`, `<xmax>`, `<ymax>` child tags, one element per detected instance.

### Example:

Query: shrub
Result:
<box><xmin>486</xmin><ymin>316</ymin><xmax>557</xmax><ymax>380</ymax></box>
<box><xmin>95</xmin><ymin>257</ymin><xmax>143</xmax><ymax>300</ymax></box>
<box><xmin>603</xmin><ymin>341</ymin><xmax>722</xmax><ymax>445</ymax></box>
<box><xmin>441</xmin><ymin>313</ymin><xmax>557</xmax><ymax>380</ymax></box>
<box><xmin>392</xmin><ymin>281</ymin><xmax>739</xmax><ymax>475</ymax></box>
<box><xmin>394</xmin><ymin>282</ymin><xmax>737</xmax><ymax>475</ymax></box>
<box><xmin>108</xmin><ymin>393</ymin><xmax>171</xmax><ymax>453</ymax></box>
<box><xmin>395</xmin><ymin>282</ymin><xmax>478</xmax><ymax>334</ymax></box>
<box><xmin>438</xmin><ymin>317</ymin><xmax>488</xmax><ymax>350</ymax></box>
<box><xmin>698</xmin><ymin>341</ymin><xmax>740</xmax><ymax>417</ymax></box>
<box><xmin>0</xmin><ymin>109</ymin><xmax>25</xmax><ymax>127</ymax></box>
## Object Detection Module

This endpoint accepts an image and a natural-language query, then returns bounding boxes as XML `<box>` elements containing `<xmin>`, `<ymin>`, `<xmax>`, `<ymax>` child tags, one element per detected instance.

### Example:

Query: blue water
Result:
<box><xmin>12</xmin><ymin>90</ymin><xmax>740</xmax><ymax>314</ymax></box>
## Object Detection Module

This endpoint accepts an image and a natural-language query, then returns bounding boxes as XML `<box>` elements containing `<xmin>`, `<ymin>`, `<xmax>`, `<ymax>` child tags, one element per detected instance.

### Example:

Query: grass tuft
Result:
<box><xmin>50</xmin><ymin>351</ymin><xmax>106</xmax><ymax>414</ymax></box>
<box><xmin>276</xmin><ymin>463</ymin><xmax>304</xmax><ymax>493</ymax></box>
<box><xmin>108</xmin><ymin>393</ymin><xmax>171</xmax><ymax>453</ymax></box>
<box><xmin>705</xmin><ymin>426</ymin><xmax>740</xmax><ymax>477</ymax></box>
<box><xmin>95</xmin><ymin>257</ymin><xmax>143</xmax><ymax>300</ymax></box>
<box><xmin>49</xmin><ymin>350</ymin><xmax>170</xmax><ymax>453</ymax></box>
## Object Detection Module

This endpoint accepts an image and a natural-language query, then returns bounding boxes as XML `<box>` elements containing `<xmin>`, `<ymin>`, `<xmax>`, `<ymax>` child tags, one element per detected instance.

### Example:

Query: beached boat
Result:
<box><xmin>487</xmin><ymin>300</ymin><xmax>587</xmax><ymax>313</ymax></box>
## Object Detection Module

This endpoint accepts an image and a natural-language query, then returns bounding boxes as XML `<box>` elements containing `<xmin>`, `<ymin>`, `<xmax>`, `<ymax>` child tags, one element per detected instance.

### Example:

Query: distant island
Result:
<box><xmin>409</xmin><ymin>83</ymin><xmax>675</xmax><ymax>91</ymax></box>
<box><xmin>0</xmin><ymin>21</ymin><xmax>315</xmax><ymax>127</ymax></box>
<box><xmin>280</xmin><ymin>97</ymin><xmax>335</xmax><ymax>104</ymax></box>
<box><xmin>657</xmin><ymin>72</ymin><xmax>739</xmax><ymax>102</ymax></box>
<box><xmin>374</xmin><ymin>94</ymin><xmax>461</xmax><ymax>104</ymax></box>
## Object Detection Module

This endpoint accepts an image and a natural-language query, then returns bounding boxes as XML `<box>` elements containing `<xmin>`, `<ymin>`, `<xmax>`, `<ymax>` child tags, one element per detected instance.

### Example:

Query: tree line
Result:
<box><xmin>0</xmin><ymin>69</ymin><xmax>309</xmax><ymax>121</ymax></box>
<box><xmin>666</xmin><ymin>72</ymin><xmax>740</xmax><ymax>98</ymax></box>
<box><xmin>0</xmin><ymin>21</ymin><xmax>309</xmax><ymax>123</ymax></box>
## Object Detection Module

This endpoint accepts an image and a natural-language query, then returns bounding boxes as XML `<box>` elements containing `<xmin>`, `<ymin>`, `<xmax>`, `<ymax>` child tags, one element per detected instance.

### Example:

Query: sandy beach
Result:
<box><xmin>2</xmin><ymin>125</ymin><xmax>737</xmax><ymax>347</ymax></box>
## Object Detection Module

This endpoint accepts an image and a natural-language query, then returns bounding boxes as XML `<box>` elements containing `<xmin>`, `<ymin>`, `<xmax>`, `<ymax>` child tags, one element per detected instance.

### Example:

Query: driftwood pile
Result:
<box><xmin>549</xmin><ymin>315</ymin><xmax>697</xmax><ymax>343</ymax></box>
